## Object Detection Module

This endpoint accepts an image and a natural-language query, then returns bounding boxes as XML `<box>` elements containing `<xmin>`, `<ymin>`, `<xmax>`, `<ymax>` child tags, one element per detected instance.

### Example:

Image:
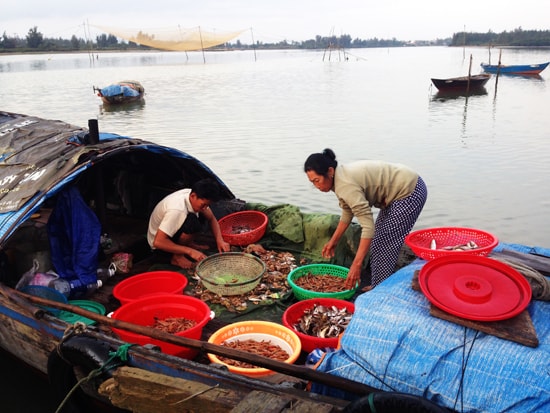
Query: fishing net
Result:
<box><xmin>93</xmin><ymin>25</ymin><xmax>246</xmax><ymax>51</ymax></box>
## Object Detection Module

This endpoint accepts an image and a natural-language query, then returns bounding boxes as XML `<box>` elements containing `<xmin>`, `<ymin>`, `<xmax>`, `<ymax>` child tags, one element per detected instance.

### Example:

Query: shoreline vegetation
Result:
<box><xmin>2</xmin><ymin>27</ymin><xmax>550</xmax><ymax>54</ymax></box>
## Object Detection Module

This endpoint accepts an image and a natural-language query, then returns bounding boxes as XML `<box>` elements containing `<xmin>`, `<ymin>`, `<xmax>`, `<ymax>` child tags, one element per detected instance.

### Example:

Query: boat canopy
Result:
<box><xmin>0</xmin><ymin>112</ymin><xmax>233</xmax><ymax>246</ymax></box>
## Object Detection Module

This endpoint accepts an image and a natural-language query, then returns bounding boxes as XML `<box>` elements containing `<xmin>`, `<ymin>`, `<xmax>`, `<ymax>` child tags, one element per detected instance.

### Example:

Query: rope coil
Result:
<box><xmin>54</xmin><ymin>323</ymin><xmax>134</xmax><ymax>413</ymax></box>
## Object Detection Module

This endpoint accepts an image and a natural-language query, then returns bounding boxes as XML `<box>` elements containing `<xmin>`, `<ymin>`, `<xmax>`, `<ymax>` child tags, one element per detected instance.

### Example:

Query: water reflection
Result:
<box><xmin>429</xmin><ymin>86</ymin><xmax>490</xmax><ymax>145</ymax></box>
<box><xmin>30</xmin><ymin>59</ymin><xmax>47</xmax><ymax>71</ymax></box>
<box><xmin>493</xmin><ymin>73</ymin><xmax>544</xmax><ymax>81</ymax></box>
<box><xmin>99</xmin><ymin>100</ymin><xmax>146</xmax><ymax>114</ymax></box>
<box><xmin>431</xmin><ymin>87</ymin><xmax>488</xmax><ymax>102</ymax></box>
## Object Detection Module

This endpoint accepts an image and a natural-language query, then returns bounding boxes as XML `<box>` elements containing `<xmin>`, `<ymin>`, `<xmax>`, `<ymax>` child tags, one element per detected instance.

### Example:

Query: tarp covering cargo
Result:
<box><xmin>311</xmin><ymin>243</ymin><xmax>550</xmax><ymax>413</ymax></box>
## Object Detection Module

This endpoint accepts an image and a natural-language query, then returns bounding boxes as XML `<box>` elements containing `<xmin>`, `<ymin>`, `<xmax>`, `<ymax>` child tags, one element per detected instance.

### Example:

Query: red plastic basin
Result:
<box><xmin>111</xmin><ymin>294</ymin><xmax>211</xmax><ymax>359</ymax></box>
<box><xmin>113</xmin><ymin>271</ymin><xmax>188</xmax><ymax>305</ymax></box>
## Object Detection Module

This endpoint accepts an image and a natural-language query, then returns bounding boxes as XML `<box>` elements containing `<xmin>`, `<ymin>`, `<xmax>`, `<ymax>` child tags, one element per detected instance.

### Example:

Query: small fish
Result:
<box><xmin>430</xmin><ymin>239</ymin><xmax>437</xmax><ymax>250</ymax></box>
<box><xmin>442</xmin><ymin>240</ymin><xmax>479</xmax><ymax>251</ymax></box>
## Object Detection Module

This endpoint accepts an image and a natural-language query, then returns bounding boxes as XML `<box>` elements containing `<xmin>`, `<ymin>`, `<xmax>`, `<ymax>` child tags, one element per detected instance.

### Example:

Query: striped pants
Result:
<box><xmin>370</xmin><ymin>176</ymin><xmax>427</xmax><ymax>287</ymax></box>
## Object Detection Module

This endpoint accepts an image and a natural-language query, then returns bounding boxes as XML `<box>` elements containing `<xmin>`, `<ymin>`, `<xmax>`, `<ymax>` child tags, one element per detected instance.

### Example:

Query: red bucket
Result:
<box><xmin>113</xmin><ymin>271</ymin><xmax>188</xmax><ymax>305</ymax></box>
<box><xmin>111</xmin><ymin>294</ymin><xmax>211</xmax><ymax>359</ymax></box>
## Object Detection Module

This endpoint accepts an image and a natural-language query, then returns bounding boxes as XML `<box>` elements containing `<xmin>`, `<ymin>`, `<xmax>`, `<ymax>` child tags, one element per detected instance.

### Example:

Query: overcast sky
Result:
<box><xmin>2</xmin><ymin>1</ymin><xmax>548</xmax><ymax>44</ymax></box>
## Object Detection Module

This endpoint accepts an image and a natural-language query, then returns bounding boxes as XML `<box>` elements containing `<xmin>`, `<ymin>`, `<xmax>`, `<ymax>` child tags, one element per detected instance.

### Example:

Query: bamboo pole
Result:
<box><xmin>467</xmin><ymin>54</ymin><xmax>473</xmax><ymax>92</ymax></box>
<box><xmin>15</xmin><ymin>290</ymin><xmax>379</xmax><ymax>396</ymax></box>
<box><xmin>497</xmin><ymin>49</ymin><xmax>503</xmax><ymax>78</ymax></box>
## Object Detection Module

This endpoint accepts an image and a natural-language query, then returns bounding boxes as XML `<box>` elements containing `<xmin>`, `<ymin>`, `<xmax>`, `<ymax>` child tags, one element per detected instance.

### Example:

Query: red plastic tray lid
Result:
<box><xmin>418</xmin><ymin>255</ymin><xmax>532</xmax><ymax>321</ymax></box>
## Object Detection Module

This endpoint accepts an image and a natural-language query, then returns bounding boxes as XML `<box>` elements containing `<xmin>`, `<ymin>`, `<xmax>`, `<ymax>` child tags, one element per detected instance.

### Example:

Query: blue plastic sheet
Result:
<box><xmin>311</xmin><ymin>243</ymin><xmax>550</xmax><ymax>412</ymax></box>
<box><xmin>100</xmin><ymin>84</ymin><xmax>140</xmax><ymax>97</ymax></box>
<box><xmin>47</xmin><ymin>187</ymin><xmax>101</xmax><ymax>291</ymax></box>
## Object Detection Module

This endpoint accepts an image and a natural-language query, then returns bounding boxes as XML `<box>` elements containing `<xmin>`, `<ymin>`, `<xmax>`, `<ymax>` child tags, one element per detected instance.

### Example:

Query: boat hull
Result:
<box><xmin>0</xmin><ymin>111</ymin><xmax>360</xmax><ymax>412</ymax></box>
<box><xmin>431</xmin><ymin>74</ymin><xmax>491</xmax><ymax>91</ymax></box>
<box><xmin>95</xmin><ymin>80</ymin><xmax>145</xmax><ymax>105</ymax></box>
<box><xmin>480</xmin><ymin>62</ymin><xmax>549</xmax><ymax>75</ymax></box>
<box><xmin>2</xmin><ymin>111</ymin><xmax>548</xmax><ymax>413</ymax></box>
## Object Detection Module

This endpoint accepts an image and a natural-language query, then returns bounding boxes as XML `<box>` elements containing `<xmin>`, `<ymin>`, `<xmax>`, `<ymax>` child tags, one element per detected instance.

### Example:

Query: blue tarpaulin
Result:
<box><xmin>311</xmin><ymin>243</ymin><xmax>550</xmax><ymax>413</ymax></box>
<box><xmin>100</xmin><ymin>84</ymin><xmax>140</xmax><ymax>98</ymax></box>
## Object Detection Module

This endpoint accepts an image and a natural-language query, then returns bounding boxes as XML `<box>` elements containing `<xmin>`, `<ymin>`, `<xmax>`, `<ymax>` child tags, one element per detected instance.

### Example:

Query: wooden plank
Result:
<box><xmin>231</xmin><ymin>390</ymin><xmax>292</xmax><ymax>413</ymax></box>
<box><xmin>232</xmin><ymin>390</ymin><xmax>338</xmax><ymax>413</ymax></box>
<box><xmin>411</xmin><ymin>271</ymin><xmax>539</xmax><ymax>347</ymax></box>
<box><xmin>99</xmin><ymin>366</ymin><xmax>243</xmax><ymax>413</ymax></box>
<box><xmin>429</xmin><ymin>305</ymin><xmax>539</xmax><ymax>347</ymax></box>
<box><xmin>280</xmin><ymin>399</ymin><xmax>338</xmax><ymax>413</ymax></box>
<box><xmin>99</xmin><ymin>367</ymin><xmax>344</xmax><ymax>413</ymax></box>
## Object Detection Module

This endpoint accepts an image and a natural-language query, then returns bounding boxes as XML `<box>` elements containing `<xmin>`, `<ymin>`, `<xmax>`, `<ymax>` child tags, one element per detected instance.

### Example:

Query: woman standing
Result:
<box><xmin>304</xmin><ymin>148</ymin><xmax>427</xmax><ymax>290</ymax></box>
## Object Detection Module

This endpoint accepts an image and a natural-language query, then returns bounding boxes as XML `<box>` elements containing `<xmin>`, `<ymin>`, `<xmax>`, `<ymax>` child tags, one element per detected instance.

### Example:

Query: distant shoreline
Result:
<box><xmin>3</xmin><ymin>44</ymin><xmax>550</xmax><ymax>56</ymax></box>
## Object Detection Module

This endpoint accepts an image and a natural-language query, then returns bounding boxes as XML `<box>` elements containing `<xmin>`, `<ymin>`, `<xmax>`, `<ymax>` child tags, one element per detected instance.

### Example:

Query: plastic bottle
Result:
<box><xmin>48</xmin><ymin>278</ymin><xmax>71</xmax><ymax>297</ymax></box>
<box><xmin>49</xmin><ymin>278</ymin><xmax>103</xmax><ymax>299</ymax></box>
<box><xmin>96</xmin><ymin>262</ymin><xmax>117</xmax><ymax>281</ymax></box>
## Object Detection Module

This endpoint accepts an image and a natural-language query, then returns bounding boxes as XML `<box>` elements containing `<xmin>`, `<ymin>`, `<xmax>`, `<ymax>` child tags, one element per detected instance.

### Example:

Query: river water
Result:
<box><xmin>1</xmin><ymin>46</ymin><xmax>549</xmax><ymax>409</ymax></box>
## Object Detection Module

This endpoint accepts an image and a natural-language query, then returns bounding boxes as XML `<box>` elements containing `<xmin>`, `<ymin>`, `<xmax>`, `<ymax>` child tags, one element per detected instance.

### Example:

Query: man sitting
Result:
<box><xmin>147</xmin><ymin>179</ymin><xmax>230</xmax><ymax>268</ymax></box>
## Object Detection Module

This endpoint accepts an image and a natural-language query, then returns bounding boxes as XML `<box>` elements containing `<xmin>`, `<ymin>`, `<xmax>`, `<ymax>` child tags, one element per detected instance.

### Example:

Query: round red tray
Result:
<box><xmin>418</xmin><ymin>255</ymin><xmax>532</xmax><ymax>321</ymax></box>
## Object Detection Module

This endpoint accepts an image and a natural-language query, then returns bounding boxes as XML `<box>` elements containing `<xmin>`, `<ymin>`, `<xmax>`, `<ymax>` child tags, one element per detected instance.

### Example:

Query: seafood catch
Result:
<box><xmin>294</xmin><ymin>304</ymin><xmax>353</xmax><ymax>339</ymax></box>
<box><xmin>294</xmin><ymin>273</ymin><xmax>348</xmax><ymax>292</ymax></box>
<box><xmin>430</xmin><ymin>239</ymin><xmax>479</xmax><ymax>251</ymax></box>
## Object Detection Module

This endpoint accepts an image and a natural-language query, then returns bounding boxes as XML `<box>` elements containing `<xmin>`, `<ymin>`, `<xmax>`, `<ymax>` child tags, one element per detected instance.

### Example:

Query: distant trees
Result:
<box><xmin>71</xmin><ymin>35</ymin><xmax>80</xmax><ymax>49</ymax></box>
<box><xmin>0</xmin><ymin>26</ymin><xmax>132</xmax><ymax>52</ymax></box>
<box><xmin>1</xmin><ymin>31</ymin><xmax>19</xmax><ymax>49</ymax></box>
<box><xmin>451</xmin><ymin>28</ymin><xmax>550</xmax><ymax>47</ymax></box>
<box><xmin>95</xmin><ymin>33</ymin><xmax>119</xmax><ymax>48</ymax></box>
<box><xmin>26</xmin><ymin>26</ymin><xmax>43</xmax><ymax>48</ymax></box>
<box><xmin>1</xmin><ymin>25</ymin><xmax>550</xmax><ymax>53</ymax></box>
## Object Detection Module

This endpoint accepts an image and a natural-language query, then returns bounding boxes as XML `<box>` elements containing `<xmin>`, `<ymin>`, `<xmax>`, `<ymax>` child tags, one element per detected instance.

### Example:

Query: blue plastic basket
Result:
<box><xmin>20</xmin><ymin>285</ymin><xmax>68</xmax><ymax>316</ymax></box>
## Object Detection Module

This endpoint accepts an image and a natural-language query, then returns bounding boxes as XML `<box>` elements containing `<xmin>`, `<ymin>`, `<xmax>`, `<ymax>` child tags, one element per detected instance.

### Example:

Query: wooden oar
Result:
<box><xmin>14</xmin><ymin>290</ymin><xmax>378</xmax><ymax>396</ymax></box>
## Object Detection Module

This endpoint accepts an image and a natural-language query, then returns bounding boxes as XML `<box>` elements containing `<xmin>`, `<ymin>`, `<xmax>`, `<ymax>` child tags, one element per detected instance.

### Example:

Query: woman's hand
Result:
<box><xmin>322</xmin><ymin>241</ymin><xmax>336</xmax><ymax>258</ymax></box>
<box><xmin>345</xmin><ymin>265</ymin><xmax>361</xmax><ymax>290</ymax></box>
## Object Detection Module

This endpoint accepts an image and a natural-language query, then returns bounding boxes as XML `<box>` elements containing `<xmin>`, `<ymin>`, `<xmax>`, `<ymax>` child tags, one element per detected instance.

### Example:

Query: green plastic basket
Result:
<box><xmin>287</xmin><ymin>263</ymin><xmax>356</xmax><ymax>300</ymax></box>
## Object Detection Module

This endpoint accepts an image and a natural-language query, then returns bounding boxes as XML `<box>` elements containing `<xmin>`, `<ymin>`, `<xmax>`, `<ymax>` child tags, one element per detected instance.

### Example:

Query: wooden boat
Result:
<box><xmin>0</xmin><ymin>111</ymin><xmax>548</xmax><ymax>413</ymax></box>
<box><xmin>93</xmin><ymin>80</ymin><xmax>145</xmax><ymax>105</ymax></box>
<box><xmin>0</xmin><ymin>111</ymin><xmax>441</xmax><ymax>413</ymax></box>
<box><xmin>431</xmin><ymin>73</ymin><xmax>491</xmax><ymax>91</ymax></box>
<box><xmin>480</xmin><ymin>61</ymin><xmax>549</xmax><ymax>75</ymax></box>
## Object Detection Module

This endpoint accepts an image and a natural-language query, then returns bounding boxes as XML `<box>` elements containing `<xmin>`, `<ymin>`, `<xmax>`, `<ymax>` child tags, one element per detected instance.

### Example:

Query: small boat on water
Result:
<box><xmin>93</xmin><ymin>80</ymin><xmax>145</xmax><ymax>105</ymax></box>
<box><xmin>480</xmin><ymin>61</ymin><xmax>549</xmax><ymax>75</ymax></box>
<box><xmin>0</xmin><ymin>111</ymin><xmax>548</xmax><ymax>413</ymax></box>
<box><xmin>431</xmin><ymin>73</ymin><xmax>491</xmax><ymax>92</ymax></box>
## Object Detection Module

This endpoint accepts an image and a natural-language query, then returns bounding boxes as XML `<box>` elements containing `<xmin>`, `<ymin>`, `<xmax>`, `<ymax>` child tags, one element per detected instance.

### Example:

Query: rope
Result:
<box><xmin>54</xmin><ymin>325</ymin><xmax>135</xmax><ymax>413</ymax></box>
<box><xmin>367</xmin><ymin>392</ymin><xmax>377</xmax><ymax>412</ymax></box>
<box><xmin>453</xmin><ymin>328</ymin><xmax>479</xmax><ymax>412</ymax></box>
<box><xmin>354</xmin><ymin>360</ymin><xmax>398</xmax><ymax>392</ymax></box>
<box><xmin>57</xmin><ymin>322</ymin><xmax>88</xmax><ymax>360</ymax></box>
<box><xmin>54</xmin><ymin>367</ymin><xmax>103</xmax><ymax>413</ymax></box>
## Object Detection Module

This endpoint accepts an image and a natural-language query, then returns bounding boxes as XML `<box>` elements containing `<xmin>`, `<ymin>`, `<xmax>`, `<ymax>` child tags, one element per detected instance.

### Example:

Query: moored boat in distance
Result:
<box><xmin>431</xmin><ymin>73</ymin><xmax>491</xmax><ymax>91</ymax></box>
<box><xmin>480</xmin><ymin>61</ymin><xmax>549</xmax><ymax>75</ymax></box>
<box><xmin>93</xmin><ymin>80</ymin><xmax>145</xmax><ymax>105</ymax></box>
